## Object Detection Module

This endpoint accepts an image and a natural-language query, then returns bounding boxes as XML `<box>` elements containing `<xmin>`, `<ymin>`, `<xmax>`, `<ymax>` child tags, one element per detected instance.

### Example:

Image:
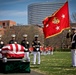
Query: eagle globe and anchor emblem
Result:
<box><xmin>52</xmin><ymin>17</ymin><xmax>60</xmax><ymax>24</ymax></box>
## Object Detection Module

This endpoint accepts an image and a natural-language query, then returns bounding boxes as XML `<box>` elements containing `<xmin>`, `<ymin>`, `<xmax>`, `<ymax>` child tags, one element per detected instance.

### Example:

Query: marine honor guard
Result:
<box><xmin>0</xmin><ymin>35</ymin><xmax>4</xmax><ymax>58</ymax></box>
<box><xmin>71</xmin><ymin>27</ymin><xmax>76</xmax><ymax>67</ymax></box>
<box><xmin>0</xmin><ymin>35</ymin><xmax>4</xmax><ymax>49</ymax></box>
<box><xmin>32</xmin><ymin>35</ymin><xmax>41</xmax><ymax>65</ymax></box>
<box><xmin>21</xmin><ymin>34</ymin><xmax>30</xmax><ymax>61</ymax></box>
<box><xmin>9</xmin><ymin>34</ymin><xmax>17</xmax><ymax>44</ymax></box>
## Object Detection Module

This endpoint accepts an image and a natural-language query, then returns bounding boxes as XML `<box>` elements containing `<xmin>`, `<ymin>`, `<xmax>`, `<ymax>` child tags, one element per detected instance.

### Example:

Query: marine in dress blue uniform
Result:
<box><xmin>9</xmin><ymin>34</ymin><xmax>17</xmax><ymax>44</ymax></box>
<box><xmin>32</xmin><ymin>35</ymin><xmax>41</xmax><ymax>64</ymax></box>
<box><xmin>21</xmin><ymin>34</ymin><xmax>30</xmax><ymax>61</ymax></box>
<box><xmin>0</xmin><ymin>35</ymin><xmax>4</xmax><ymax>58</ymax></box>
<box><xmin>71</xmin><ymin>27</ymin><xmax>76</xmax><ymax>67</ymax></box>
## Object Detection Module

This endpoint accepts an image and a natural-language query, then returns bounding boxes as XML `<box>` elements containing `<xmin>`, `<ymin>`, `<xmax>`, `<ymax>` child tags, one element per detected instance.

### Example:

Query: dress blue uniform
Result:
<box><xmin>21</xmin><ymin>34</ymin><xmax>30</xmax><ymax>61</ymax></box>
<box><xmin>71</xmin><ymin>27</ymin><xmax>76</xmax><ymax>67</ymax></box>
<box><xmin>9</xmin><ymin>34</ymin><xmax>17</xmax><ymax>44</ymax></box>
<box><xmin>0</xmin><ymin>35</ymin><xmax>4</xmax><ymax>58</ymax></box>
<box><xmin>32</xmin><ymin>35</ymin><xmax>41</xmax><ymax>64</ymax></box>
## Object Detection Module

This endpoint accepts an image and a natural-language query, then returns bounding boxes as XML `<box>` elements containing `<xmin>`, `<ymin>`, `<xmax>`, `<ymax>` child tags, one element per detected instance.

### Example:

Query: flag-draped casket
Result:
<box><xmin>2</xmin><ymin>44</ymin><xmax>25</xmax><ymax>58</ymax></box>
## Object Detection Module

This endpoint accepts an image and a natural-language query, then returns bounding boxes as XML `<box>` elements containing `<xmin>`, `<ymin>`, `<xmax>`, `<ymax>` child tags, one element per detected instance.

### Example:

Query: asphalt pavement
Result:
<box><xmin>0</xmin><ymin>70</ymin><xmax>44</xmax><ymax>75</ymax></box>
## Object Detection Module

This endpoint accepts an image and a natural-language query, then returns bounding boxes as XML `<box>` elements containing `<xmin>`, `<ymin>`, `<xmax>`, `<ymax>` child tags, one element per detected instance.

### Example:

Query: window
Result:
<box><xmin>3</xmin><ymin>23</ymin><xmax>5</xmax><ymax>26</ymax></box>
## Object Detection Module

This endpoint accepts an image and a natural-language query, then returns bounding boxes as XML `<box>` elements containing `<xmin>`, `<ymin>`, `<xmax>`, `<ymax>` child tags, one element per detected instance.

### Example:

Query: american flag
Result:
<box><xmin>2</xmin><ymin>44</ymin><xmax>25</xmax><ymax>58</ymax></box>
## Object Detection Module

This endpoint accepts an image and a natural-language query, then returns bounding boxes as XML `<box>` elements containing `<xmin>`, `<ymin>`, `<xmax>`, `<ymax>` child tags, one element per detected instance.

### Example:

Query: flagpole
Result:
<box><xmin>61</xmin><ymin>30</ymin><xmax>65</xmax><ymax>49</ymax></box>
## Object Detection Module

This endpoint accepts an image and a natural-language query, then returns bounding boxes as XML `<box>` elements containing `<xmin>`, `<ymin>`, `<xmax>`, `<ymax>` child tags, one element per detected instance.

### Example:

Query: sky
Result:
<box><xmin>0</xmin><ymin>0</ymin><xmax>76</xmax><ymax>25</ymax></box>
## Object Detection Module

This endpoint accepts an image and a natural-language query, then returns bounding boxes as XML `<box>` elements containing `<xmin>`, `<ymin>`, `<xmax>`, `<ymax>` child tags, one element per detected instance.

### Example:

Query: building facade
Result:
<box><xmin>28</xmin><ymin>2</ymin><xmax>64</xmax><ymax>25</ymax></box>
<box><xmin>0</xmin><ymin>20</ymin><xmax>16</xmax><ymax>28</ymax></box>
<box><xmin>0</xmin><ymin>20</ymin><xmax>16</xmax><ymax>35</ymax></box>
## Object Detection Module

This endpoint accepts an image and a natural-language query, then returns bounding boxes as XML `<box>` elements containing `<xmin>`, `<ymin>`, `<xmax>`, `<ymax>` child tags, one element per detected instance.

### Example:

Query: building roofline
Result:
<box><xmin>28</xmin><ymin>2</ymin><xmax>65</xmax><ymax>7</ymax></box>
<box><xmin>0</xmin><ymin>20</ymin><xmax>16</xmax><ymax>22</ymax></box>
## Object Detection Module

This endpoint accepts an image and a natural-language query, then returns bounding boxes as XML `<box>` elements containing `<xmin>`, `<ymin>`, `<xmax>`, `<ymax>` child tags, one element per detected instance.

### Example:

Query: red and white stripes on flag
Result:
<box><xmin>2</xmin><ymin>44</ymin><xmax>25</xmax><ymax>58</ymax></box>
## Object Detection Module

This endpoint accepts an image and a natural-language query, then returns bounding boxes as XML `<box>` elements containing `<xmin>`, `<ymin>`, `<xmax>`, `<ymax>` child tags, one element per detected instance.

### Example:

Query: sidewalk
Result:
<box><xmin>26</xmin><ymin>70</ymin><xmax>44</xmax><ymax>75</ymax></box>
<box><xmin>0</xmin><ymin>70</ymin><xmax>44</xmax><ymax>75</ymax></box>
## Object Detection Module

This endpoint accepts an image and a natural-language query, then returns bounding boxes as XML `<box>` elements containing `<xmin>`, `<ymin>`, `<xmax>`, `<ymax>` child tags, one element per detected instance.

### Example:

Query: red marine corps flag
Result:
<box><xmin>42</xmin><ymin>1</ymin><xmax>70</xmax><ymax>38</ymax></box>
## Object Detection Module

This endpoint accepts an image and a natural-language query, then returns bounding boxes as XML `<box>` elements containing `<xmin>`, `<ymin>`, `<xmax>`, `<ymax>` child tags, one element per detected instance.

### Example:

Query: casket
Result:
<box><xmin>2</xmin><ymin>44</ymin><xmax>25</xmax><ymax>58</ymax></box>
<box><xmin>0</xmin><ymin>44</ymin><xmax>31</xmax><ymax>73</ymax></box>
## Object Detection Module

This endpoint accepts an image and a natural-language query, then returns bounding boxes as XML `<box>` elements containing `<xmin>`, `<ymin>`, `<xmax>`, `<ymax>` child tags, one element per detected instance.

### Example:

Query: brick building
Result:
<box><xmin>0</xmin><ymin>20</ymin><xmax>16</xmax><ymax>35</ymax></box>
<box><xmin>0</xmin><ymin>20</ymin><xmax>16</xmax><ymax>28</ymax></box>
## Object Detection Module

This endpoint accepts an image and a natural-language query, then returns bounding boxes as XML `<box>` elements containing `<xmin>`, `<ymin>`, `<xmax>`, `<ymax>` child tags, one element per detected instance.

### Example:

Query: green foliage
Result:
<box><xmin>30</xmin><ymin>52</ymin><xmax>76</xmax><ymax>75</ymax></box>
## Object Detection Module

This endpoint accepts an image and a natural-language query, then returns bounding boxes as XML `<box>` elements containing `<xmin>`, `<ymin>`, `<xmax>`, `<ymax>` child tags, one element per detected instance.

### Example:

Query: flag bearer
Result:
<box><xmin>71</xmin><ymin>27</ymin><xmax>76</xmax><ymax>67</ymax></box>
<box><xmin>32</xmin><ymin>35</ymin><xmax>41</xmax><ymax>64</ymax></box>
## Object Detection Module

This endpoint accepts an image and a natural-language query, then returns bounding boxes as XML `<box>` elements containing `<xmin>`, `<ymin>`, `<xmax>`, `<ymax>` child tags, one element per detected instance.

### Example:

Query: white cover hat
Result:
<box><xmin>34</xmin><ymin>35</ymin><xmax>39</xmax><ymax>38</ymax></box>
<box><xmin>71</xmin><ymin>27</ymin><xmax>76</xmax><ymax>30</ymax></box>
<box><xmin>11</xmin><ymin>34</ymin><xmax>16</xmax><ymax>37</ymax></box>
<box><xmin>23</xmin><ymin>34</ymin><xmax>27</xmax><ymax>37</ymax></box>
<box><xmin>68</xmin><ymin>29</ymin><xmax>71</xmax><ymax>32</ymax></box>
